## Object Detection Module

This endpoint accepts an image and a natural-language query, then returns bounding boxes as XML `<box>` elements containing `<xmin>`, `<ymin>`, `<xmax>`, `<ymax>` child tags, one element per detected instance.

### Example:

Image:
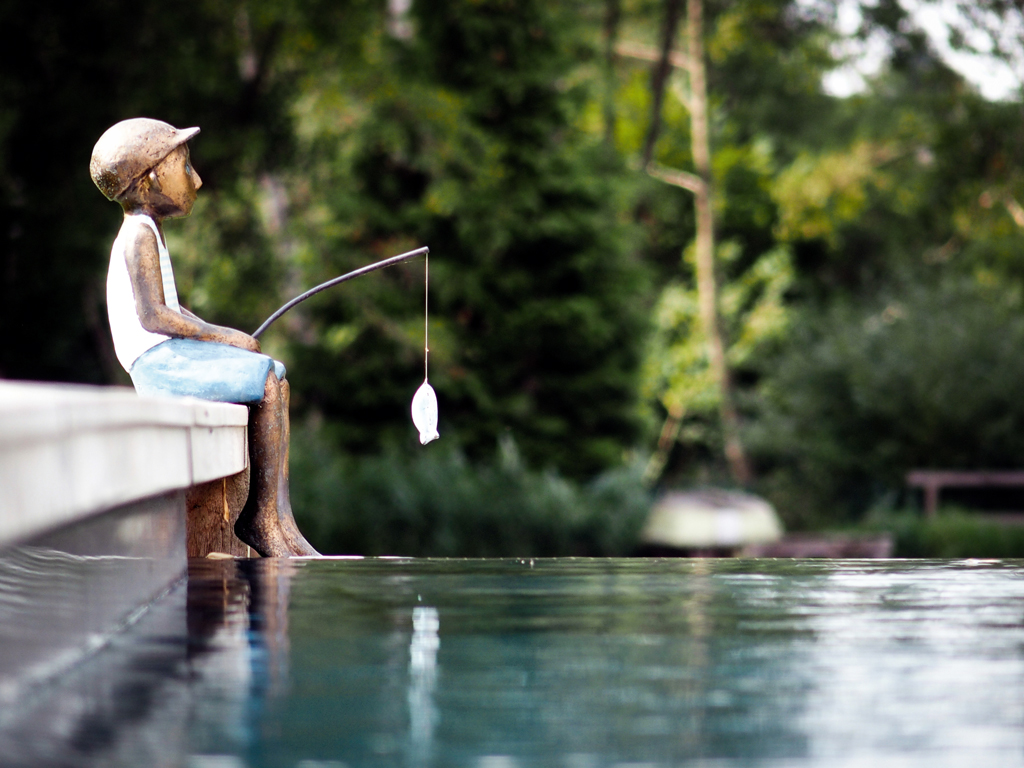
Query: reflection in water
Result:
<box><xmin>0</xmin><ymin>558</ymin><xmax>296</xmax><ymax>768</ymax></box>
<box><xmin>3</xmin><ymin>559</ymin><xmax>1024</xmax><ymax>766</ymax></box>
<box><xmin>188</xmin><ymin>559</ymin><xmax>296</xmax><ymax>763</ymax></box>
<box><xmin>185</xmin><ymin>559</ymin><xmax>252</xmax><ymax>756</ymax></box>
<box><xmin>408</xmin><ymin>606</ymin><xmax>440</xmax><ymax>765</ymax></box>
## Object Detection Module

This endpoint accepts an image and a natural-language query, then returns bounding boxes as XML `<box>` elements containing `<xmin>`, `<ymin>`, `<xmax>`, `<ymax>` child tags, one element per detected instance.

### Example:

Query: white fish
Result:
<box><xmin>411</xmin><ymin>380</ymin><xmax>440</xmax><ymax>445</ymax></box>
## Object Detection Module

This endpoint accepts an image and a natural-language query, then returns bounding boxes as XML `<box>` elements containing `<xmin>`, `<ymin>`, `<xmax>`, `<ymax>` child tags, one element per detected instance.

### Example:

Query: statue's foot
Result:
<box><xmin>275</xmin><ymin>486</ymin><xmax>320</xmax><ymax>556</ymax></box>
<box><xmin>280</xmin><ymin>512</ymin><xmax>320</xmax><ymax>557</ymax></box>
<box><xmin>235</xmin><ymin>513</ymin><xmax>294</xmax><ymax>558</ymax></box>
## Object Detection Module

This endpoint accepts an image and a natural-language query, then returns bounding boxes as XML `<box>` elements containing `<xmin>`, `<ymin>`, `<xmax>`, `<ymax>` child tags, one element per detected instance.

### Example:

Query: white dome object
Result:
<box><xmin>640</xmin><ymin>489</ymin><xmax>783</xmax><ymax>549</ymax></box>
<box><xmin>411</xmin><ymin>381</ymin><xmax>439</xmax><ymax>445</ymax></box>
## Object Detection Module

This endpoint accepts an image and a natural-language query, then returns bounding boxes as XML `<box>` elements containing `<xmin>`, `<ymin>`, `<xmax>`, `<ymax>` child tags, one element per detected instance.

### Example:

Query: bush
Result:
<box><xmin>868</xmin><ymin>509</ymin><xmax>1024</xmax><ymax>559</ymax></box>
<box><xmin>290</xmin><ymin>426</ymin><xmax>652</xmax><ymax>557</ymax></box>
<box><xmin>749</xmin><ymin>278</ymin><xmax>1024</xmax><ymax>527</ymax></box>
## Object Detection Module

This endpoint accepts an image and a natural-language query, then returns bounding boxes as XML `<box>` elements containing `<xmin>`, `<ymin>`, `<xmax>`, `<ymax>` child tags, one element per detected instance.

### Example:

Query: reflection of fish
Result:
<box><xmin>411</xmin><ymin>381</ymin><xmax>440</xmax><ymax>445</ymax></box>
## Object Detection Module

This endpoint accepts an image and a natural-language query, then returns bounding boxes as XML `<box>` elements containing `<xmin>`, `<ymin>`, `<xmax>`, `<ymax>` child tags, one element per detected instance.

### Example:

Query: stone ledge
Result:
<box><xmin>0</xmin><ymin>381</ymin><xmax>248</xmax><ymax>546</ymax></box>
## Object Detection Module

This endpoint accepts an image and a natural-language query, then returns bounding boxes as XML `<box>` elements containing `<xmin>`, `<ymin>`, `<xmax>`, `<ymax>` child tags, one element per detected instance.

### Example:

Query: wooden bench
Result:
<box><xmin>906</xmin><ymin>470</ymin><xmax>1024</xmax><ymax>518</ymax></box>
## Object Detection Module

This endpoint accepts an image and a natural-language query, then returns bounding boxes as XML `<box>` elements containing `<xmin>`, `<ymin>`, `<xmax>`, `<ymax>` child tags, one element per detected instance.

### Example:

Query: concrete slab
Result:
<box><xmin>0</xmin><ymin>381</ymin><xmax>253</xmax><ymax>705</ymax></box>
<box><xmin>0</xmin><ymin>381</ymin><xmax>247</xmax><ymax>546</ymax></box>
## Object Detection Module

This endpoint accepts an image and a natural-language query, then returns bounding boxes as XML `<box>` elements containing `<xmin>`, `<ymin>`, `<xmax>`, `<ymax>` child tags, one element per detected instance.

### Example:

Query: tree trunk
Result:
<box><xmin>643</xmin><ymin>403</ymin><xmax>685</xmax><ymax>485</ymax></box>
<box><xmin>686</xmin><ymin>0</ymin><xmax>752</xmax><ymax>485</ymax></box>
<box><xmin>603</xmin><ymin>0</ymin><xmax>621</xmax><ymax>145</ymax></box>
<box><xmin>641</xmin><ymin>0</ymin><xmax>683</xmax><ymax>167</ymax></box>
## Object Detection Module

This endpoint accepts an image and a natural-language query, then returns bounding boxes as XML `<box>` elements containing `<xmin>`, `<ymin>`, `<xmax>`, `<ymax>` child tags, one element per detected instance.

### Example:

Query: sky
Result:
<box><xmin>822</xmin><ymin>0</ymin><xmax>1024</xmax><ymax>100</ymax></box>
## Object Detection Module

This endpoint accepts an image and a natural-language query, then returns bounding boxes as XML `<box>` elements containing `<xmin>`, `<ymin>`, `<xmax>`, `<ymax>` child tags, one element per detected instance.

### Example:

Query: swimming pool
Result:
<box><xmin>4</xmin><ymin>557</ymin><xmax>1024</xmax><ymax>767</ymax></box>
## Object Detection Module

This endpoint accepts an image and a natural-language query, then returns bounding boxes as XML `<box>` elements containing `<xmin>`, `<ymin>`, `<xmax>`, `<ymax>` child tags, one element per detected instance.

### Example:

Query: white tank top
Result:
<box><xmin>106</xmin><ymin>214</ymin><xmax>182</xmax><ymax>372</ymax></box>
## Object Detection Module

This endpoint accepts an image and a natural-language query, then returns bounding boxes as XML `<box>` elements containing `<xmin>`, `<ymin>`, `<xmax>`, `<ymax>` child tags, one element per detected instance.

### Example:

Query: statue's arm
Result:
<box><xmin>127</xmin><ymin>228</ymin><xmax>260</xmax><ymax>352</ymax></box>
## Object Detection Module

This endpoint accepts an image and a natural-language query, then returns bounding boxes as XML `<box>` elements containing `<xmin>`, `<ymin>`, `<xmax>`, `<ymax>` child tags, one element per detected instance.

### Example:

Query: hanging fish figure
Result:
<box><xmin>411</xmin><ymin>251</ymin><xmax>438</xmax><ymax>445</ymax></box>
<box><xmin>411</xmin><ymin>380</ymin><xmax>440</xmax><ymax>445</ymax></box>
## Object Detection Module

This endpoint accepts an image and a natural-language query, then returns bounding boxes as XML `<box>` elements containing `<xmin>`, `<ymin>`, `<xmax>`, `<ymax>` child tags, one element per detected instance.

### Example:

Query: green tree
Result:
<box><xmin>747</xmin><ymin>1</ymin><xmax>1024</xmax><ymax>522</ymax></box>
<box><xmin>608</xmin><ymin>0</ymin><xmax>836</xmax><ymax>485</ymax></box>
<box><xmin>280</xmin><ymin>0</ymin><xmax>652</xmax><ymax>478</ymax></box>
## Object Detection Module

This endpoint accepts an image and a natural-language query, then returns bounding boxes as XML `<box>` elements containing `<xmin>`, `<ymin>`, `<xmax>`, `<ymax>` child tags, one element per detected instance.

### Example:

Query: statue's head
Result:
<box><xmin>90</xmin><ymin>118</ymin><xmax>200</xmax><ymax>202</ymax></box>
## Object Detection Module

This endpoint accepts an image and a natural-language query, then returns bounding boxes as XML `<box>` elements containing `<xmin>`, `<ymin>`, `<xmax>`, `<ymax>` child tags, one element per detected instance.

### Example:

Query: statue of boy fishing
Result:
<box><xmin>91</xmin><ymin>118</ymin><xmax>317</xmax><ymax>557</ymax></box>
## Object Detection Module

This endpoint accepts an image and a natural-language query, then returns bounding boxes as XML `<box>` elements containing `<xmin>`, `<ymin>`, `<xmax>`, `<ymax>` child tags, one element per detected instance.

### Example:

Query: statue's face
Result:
<box><xmin>149</xmin><ymin>145</ymin><xmax>202</xmax><ymax>217</ymax></box>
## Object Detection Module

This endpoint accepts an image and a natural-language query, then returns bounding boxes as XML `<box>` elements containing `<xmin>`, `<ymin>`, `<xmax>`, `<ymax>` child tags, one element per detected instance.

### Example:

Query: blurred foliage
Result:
<box><xmin>290</xmin><ymin>425</ymin><xmax>651</xmax><ymax>557</ymax></box>
<box><xmin>7</xmin><ymin>0</ymin><xmax>1024</xmax><ymax>540</ymax></box>
<box><xmin>868</xmin><ymin>509</ymin><xmax>1024</xmax><ymax>559</ymax></box>
<box><xmin>750</xmin><ymin>279</ymin><xmax>1024</xmax><ymax>526</ymax></box>
<box><xmin>642</xmin><ymin>241</ymin><xmax>793</xmax><ymax>429</ymax></box>
<box><xmin>257</xmin><ymin>0</ymin><xmax>650</xmax><ymax>479</ymax></box>
<box><xmin>632</xmin><ymin>1</ymin><xmax>1024</xmax><ymax>522</ymax></box>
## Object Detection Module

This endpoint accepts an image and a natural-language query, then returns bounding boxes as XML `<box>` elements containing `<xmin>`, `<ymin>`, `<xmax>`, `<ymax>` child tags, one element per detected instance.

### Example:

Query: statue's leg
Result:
<box><xmin>234</xmin><ymin>371</ymin><xmax>293</xmax><ymax>557</ymax></box>
<box><xmin>276</xmin><ymin>379</ymin><xmax>320</xmax><ymax>556</ymax></box>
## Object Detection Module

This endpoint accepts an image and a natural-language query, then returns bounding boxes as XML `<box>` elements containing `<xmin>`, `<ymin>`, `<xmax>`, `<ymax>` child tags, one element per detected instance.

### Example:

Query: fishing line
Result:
<box><xmin>424</xmin><ymin>250</ymin><xmax>429</xmax><ymax>380</ymax></box>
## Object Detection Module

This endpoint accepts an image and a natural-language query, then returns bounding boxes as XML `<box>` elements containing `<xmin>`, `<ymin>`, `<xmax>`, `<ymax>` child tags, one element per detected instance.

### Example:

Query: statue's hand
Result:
<box><xmin>231</xmin><ymin>331</ymin><xmax>261</xmax><ymax>353</ymax></box>
<box><xmin>216</xmin><ymin>329</ymin><xmax>260</xmax><ymax>353</ymax></box>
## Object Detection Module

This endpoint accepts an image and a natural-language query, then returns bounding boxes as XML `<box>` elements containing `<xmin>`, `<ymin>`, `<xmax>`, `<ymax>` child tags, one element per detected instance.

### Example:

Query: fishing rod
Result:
<box><xmin>252</xmin><ymin>246</ymin><xmax>430</xmax><ymax>339</ymax></box>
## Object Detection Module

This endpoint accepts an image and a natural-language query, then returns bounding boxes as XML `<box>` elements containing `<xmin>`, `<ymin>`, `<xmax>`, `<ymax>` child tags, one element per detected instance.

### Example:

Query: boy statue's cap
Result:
<box><xmin>90</xmin><ymin>118</ymin><xmax>200</xmax><ymax>201</ymax></box>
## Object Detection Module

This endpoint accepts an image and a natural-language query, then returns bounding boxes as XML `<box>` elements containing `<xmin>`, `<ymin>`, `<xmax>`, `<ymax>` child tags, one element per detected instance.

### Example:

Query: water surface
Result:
<box><xmin>8</xmin><ymin>558</ymin><xmax>1024</xmax><ymax>767</ymax></box>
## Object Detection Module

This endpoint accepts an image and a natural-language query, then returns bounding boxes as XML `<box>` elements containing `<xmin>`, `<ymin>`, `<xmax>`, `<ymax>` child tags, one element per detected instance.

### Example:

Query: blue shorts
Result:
<box><xmin>130</xmin><ymin>338</ymin><xmax>286</xmax><ymax>404</ymax></box>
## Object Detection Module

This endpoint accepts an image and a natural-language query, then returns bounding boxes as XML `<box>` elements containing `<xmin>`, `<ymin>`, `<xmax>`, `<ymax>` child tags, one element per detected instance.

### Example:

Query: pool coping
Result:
<box><xmin>0</xmin><ymin>380</ymin><xmax>248</xmax><ymax>546</ymax></box>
